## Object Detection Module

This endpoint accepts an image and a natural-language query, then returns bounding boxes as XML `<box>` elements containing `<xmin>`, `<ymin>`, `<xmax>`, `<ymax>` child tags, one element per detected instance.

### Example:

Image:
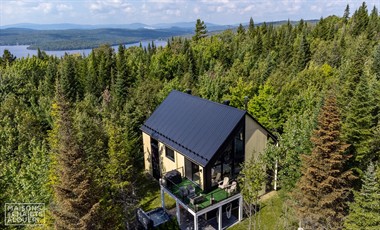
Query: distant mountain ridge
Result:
<box><xmin>0</xmin><ymin>20</ymin><xmax>318</xmax><ymax>30</ymax></box>
<box><xmin>0</xmin><ymin>20</ymin><xmax>319</xmax><ymax>51</ymax></box>
<box><xmin>0</xmin><ymin>22</ymin><xmax>231</xmax><ymax>30</ymax></box>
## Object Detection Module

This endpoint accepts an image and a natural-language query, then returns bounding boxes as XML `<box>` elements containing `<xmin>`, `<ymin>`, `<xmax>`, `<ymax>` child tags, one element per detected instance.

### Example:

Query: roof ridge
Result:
<box><xmin>171</xmin><ymin>90</ymin><xmax>246</xmax><ymax>114</ymax></box>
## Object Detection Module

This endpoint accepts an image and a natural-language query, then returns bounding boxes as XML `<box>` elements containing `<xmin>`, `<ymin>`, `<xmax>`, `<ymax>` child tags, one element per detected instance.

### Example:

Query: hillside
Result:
<box><xmin>0</xmin><ymin>27</ymin><xmax>192</xmax><ymax>50</ymax></box>
<box><xmin>0</xmin><ymin>3</ymin><xmax>379</xmax><ymax>229</ymax></box>
<box><xmin>0</xmin><ymin>20</ymin><xmax>318</xmax><ymax>50</ymax></box>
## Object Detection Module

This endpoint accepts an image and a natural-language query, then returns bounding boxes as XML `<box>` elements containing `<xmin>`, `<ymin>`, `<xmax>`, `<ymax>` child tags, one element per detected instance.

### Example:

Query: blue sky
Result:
<box><xmin>1</xmin><ymin>0</ymin><xmax>379</xmax><ymax>26</ymax></box>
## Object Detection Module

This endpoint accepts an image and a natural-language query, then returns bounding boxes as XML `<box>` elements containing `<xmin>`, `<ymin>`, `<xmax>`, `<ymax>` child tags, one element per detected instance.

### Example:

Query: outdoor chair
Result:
<box><xmin>218</xmin><ymin>177</ymin><xmax>229</xmax><ymax>189</ymax></box>
<box><xmin>187</xmin><ymin>184</ymin><xmax>196</xmax><ymax>197</ymax></box>
<box><xmin>179</xmin><ymin>186</ymin><xmax>188</xmax><ymax>199</ymax></box>
<box><xmin>212</xmin><ymin>172</ymin><xmax>222</xmax><ymax>186</ymax></box>
<box><xmin>226</xmin><ymin>181</ymin><xmax>237</xmax><ymax>195</ymax></box>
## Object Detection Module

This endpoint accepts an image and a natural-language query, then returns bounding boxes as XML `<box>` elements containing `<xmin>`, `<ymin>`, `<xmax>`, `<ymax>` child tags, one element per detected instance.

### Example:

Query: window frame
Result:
<box><xmin>165</xmin><ymin>146</ymin><xmax>175</xmax><ymax>162</ymax></box>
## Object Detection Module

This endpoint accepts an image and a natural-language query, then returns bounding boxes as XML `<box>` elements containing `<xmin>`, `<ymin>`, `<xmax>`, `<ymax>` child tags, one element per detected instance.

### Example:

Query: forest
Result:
<box><xmin>0</xmin><ymin>27</ymin><xmax>191</xmax><ymax>50</ymax></box>
<box><xmin>0</xmin><ymin>2</ymin><xmax>379</xmax><ymax>229</ymax></box>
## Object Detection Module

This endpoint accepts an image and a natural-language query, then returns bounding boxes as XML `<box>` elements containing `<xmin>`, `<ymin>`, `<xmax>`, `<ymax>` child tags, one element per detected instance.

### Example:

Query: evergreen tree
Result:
<box><xmin>114</xmin><ymin>44</ymin><xmax>129</xmax><ymax>108</ymax></box>
<box><xmin>293</xmin><ymin>94</ymin><xmax>354</xmax><ymax>229</ymax></box>
<box><xmin>193</xmin><ymin>19</ymin><xmax>207</xmax><ymax>42</ymax></box>
<box><xmin>104</xmin><ymin>118</ymin><xmax>139</xmax><ymax>229</ymax></box>
<box><xmin>345</xmin><ymin>162</ymin><xmax>380</xmax><ymax>229</ymax></box>
<box><xmin>373</xmin><ymin>44</ymin><xmax>380</xmax><ymax>79</ymax></box>
<box><xmin>351</xmin><ymin>2</ymin><xmax>369</xmax><ymax>36</ymax></box>
<box><xmin>51</xmin><ymin>85</ymin><xmax>101</xmax><ymax>229</ymax></box>
<box><xmin>367</xmin><ymin>6</ymin><xmax>379</xmax><ymax>39</ymax></box>
<box><xmin>237</xmin><ymin>23</ymin><xmax>245</xmax><ymax>35</ymax></box>
<box><xmin>294</xmin><ymin>33</ymin><xmax>311</xmax><ymax>71</ymax></box>
<box><xmin>342</xmin><ymin>74</ymin><xmax>375</xmax><ymax>168</ymax></box>
<box><xmin>343</xmin><ymin>4</ymin><xmax>350</xmax><ymax>23</ymax></box>
<box><xmin>59</xmin><ymin>55</ymin><xmax>78</xmax><ymax>103</ymax></box>
<box><xmin>248</xmin><ymin>17</ymin><xmax>255</xmax><ymax>37</ymax></box>
<box><xmin>0</xmin><ymin>49</ymin><xmax>16</xmax><ymax>67</ymax></box>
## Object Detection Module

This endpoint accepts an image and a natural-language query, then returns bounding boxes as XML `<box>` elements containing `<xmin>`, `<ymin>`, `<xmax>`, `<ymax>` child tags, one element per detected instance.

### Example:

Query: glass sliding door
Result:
<box><xmin>185</xmin><ymin>158</ymin><xmax>200</xmax><ymax>186</ymax></box>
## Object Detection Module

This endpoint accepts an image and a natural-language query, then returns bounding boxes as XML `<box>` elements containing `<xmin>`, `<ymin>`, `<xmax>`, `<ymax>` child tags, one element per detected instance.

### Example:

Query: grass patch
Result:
<box><xmin>137</xmin><ymin>174</ymin><xmax>176</xmax><ymax>211</ymax></box>
<box><xmin>230</xmin><ymin>190</ymin><xmax>298</xmax><ymax>230</ymax></box>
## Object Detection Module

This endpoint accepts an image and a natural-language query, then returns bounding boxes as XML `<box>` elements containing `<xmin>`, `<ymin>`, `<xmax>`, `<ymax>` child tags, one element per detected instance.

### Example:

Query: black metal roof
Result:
<box><xmin>141</xmin><ymin>90</ymin><xmax>246</xmax><ymax>167</ymax></box>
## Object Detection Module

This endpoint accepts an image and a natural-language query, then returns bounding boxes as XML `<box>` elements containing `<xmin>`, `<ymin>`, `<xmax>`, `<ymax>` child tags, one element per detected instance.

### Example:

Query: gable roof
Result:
<box><xmin>141</xmin><ymin>90</ymin><xmax>246</xmax><ymax>167</ymax></box>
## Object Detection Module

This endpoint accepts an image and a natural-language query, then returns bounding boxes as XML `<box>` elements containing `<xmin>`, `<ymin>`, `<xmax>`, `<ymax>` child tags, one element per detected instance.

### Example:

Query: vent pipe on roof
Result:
<box><xmin>223</xmin><ymin>100</ymin><xmax>230</xmax><ymax>106</ymax></box>
<box><xmin>185</xmin><ymin>89</ymin><xmax>192</xmax><ymax>94</ymax></box>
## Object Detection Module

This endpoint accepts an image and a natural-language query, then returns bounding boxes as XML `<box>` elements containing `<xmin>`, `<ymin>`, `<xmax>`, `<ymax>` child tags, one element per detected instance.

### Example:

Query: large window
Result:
<box><xmin>211</xmin><ymin>128</ymin><xmax>244</xmax><ymax>187</ymax></box>
<box><xmin>165</xmin><ymin>146</ymin><xmax>175</xmax><ymax>162</ymax></box>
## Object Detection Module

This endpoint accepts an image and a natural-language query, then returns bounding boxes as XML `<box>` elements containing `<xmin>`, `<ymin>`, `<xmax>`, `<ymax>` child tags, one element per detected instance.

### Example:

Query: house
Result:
<box><xmin>141</xmin><ymin>90</ymin><xmax>277</xmax><ymax>230</ymax></box>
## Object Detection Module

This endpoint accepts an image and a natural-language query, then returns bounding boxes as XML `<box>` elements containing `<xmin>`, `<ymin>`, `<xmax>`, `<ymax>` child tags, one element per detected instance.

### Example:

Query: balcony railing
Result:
<box><xmin>160</xmin><ymin>170</ymin><xmax>239</xmax><ymax>212</ymax></box>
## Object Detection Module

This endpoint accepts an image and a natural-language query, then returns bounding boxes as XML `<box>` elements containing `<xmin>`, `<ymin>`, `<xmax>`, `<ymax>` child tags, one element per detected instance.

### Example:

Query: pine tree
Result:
<box><xmin>293</xmin><ymin>94</ymin><xmax>354</xmax><ymax>229</ymax></box>
<box><xmin>344</xmin><ymin>162</ymin><xmax>380</xmax><ymax>229</ymax></box>
<box><xmin>193</xmin><ymin>19</ymin><xmax>207</xmax><ymax>42</ymax></box>
<box><xmin>51</xmin><ymin>85</ymin><xmax>101</xmax><ymax>229</ymax></box>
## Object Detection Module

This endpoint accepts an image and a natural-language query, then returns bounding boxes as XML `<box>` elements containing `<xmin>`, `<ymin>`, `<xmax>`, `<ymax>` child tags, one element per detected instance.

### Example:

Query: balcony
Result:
<box><xmin>160</xmin><ymin>170</ymin><xmax>239</xmax><ymax>212</ymax></box>
<box><xmin>160</xmin><ymin>169</ymin><xmax>243</xmax><ymax>230</ymax></box>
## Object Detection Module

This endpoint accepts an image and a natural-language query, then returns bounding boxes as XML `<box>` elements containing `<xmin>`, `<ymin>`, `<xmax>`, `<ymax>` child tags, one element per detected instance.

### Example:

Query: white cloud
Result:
<box><xmin>310</xmin><ymin>5</ymin><xmax>322</xmax><ymax>13</ymax></box>
<box><xmin>89</xmin><ymin>0</ymin><xmax>133</xmax><ymax>14</ymax></box>
<box><xmin>57</xmin><ymin>4</ymin><xmax>72</xmax><ymax>12</ymax></box>
<box><xmin>33</xmin><ymin>2</ymin><xmax>53</xmax><ymax>14</ymax></box>
<box><xmin>243</xmin><ymin>4</ymin><xmax>255</xmax><ymax>13</ymax></box>
<box><xmin>166</xmin><ymin>9</ymin><xmax>181</xmax><ymax>16</ymax></box>
<box><xmin>1</xmin><ymin>0</ymin><xmax>379</xmax><ymax>27</ymax></box>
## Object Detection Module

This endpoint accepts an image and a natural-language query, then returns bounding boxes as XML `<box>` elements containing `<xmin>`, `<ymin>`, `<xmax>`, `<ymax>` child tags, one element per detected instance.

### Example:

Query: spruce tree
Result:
<box><xmin>294</xmin><ymin>33</ymin><xmax>311</xmax><ymax>72</ymax></box>
<box><xmin>51</xmin><ymin>85</ymin><xmax>101</xmax><ymax>229</ymax></box>
<box><xmin>59</xmin><ymin>55</ymin><xmax>78</xmax><ymax>103</ymax></box>
<box><xmin>367</xmin><ymin>6</ymin><xmax>379</xmax><ymax>39</ymax></box>
<box><xmin>344</xmin><ymin>162</ymin><xmax>380</xmax><ymax>229</ymax></box>
<box><xmin>104</xmin><ymin>118</ymin><xmax>139</xmax><ymax>229</ymax></box>
<box><xmin>293</xmin><ymin>94</ymin><xmax>354</xmax><ymax>229</ymax></box>
<box><xmin>343</xmin><ymin>4</ymin><xmax>350</xmax><ymax>24</ymax></box>
<box><xmin>248</xmin><ymin>17</ymin><xmax>255</xmax><ymax>37</ymax></box>
<box><xmin>351</xmin><ymin>2</ymin><xmax>369</xmax><ymax>36</ymax></box>
<box><xmin>114</xmin><ymin>44</ymin><xmax>129</xmax><ymax>108</ymax></box>
<box><xmin>237</xmin><ymin>23</ymin><xmax>245</xmax><ymax>35</ymax></box>
<box><xmin>342</xmin><ymin>74</ymin><xmax>375</xmax><ymax>168</ymax></box>
<box><xmin>373</xmin><ymin>45</ymin><xmax>380</xmax><ymax>79</ymax></box>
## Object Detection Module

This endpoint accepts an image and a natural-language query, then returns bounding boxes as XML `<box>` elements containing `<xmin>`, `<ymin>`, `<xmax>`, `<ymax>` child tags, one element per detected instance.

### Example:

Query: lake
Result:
<box><xmin>0</xmin><ymin>40</ymin><xmax>167</xmax><ymax>59</ymax></box>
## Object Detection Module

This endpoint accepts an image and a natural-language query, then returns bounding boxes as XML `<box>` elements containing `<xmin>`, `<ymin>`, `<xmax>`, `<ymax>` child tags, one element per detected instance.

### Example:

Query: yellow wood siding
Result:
<box><xmin>245</xmin><ymin>115</ymin><xmax>268</xmax><ymax>160</ymax></box>
<box><xmin>142</xmin><ymin>132</ymin><xmax>152</xmax><ymax>174</ymax></box>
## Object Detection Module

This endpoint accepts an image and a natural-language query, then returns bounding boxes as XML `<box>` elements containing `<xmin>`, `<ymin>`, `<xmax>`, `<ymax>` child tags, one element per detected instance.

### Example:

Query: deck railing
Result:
<box><xmin>160</xmin><ymin>170</ymin><xmax>239</xmax><ymax>212</ymax></box>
